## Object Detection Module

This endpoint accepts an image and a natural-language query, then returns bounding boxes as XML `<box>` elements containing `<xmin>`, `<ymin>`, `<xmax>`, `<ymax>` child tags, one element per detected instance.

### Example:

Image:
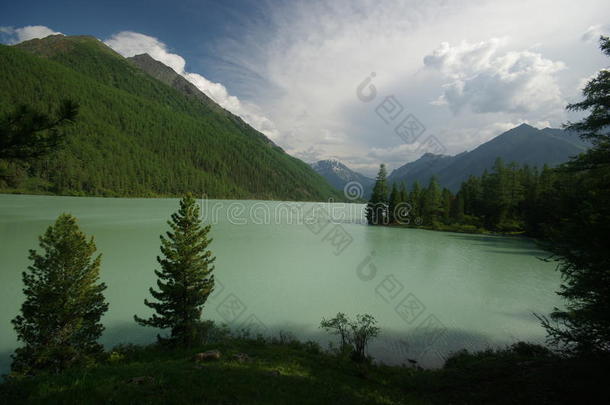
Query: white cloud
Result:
<box><xmin>424</xmin><ymin>38</ymin><xmax>509</xmax><ymax>80</ymax></box>
<box><xmin>209</xmin><ymin>0</ymin><xmax>459</xmax><ymax>167</ymax></box>
<box><xmin>293</xmin><ymin>146</ymin><xmax>326</xmax><ymax>163</ymax></box>
<box><xmin>104</xmin><ymin>31</ymin><xmax>280</xmax><ymax>141</ymax></box>
<box><xmin>3</xmin><ymin>0</ymin><xmax>609</xmax><ymax>173</ymax></box>
<box><xmin>0</xmin><ymin>25</ymin><xmax>63</xmax><ymax>44</ymax></box>
<box><xmin>424</xmin><ymin>38</ymin><xmax>566</xmax><ymax>115</ymax></box>
<box><xmin>210</xmin><ymin>0</ymin><xmax>610</xmax><ymax>170</ymax></box>
<box><xmin>368</xmin><ymin>143</ymin><xmax>419</xmax><ymax>162</ymax></box>
<box><xmin>581</xmin><ymin>24</ymin><xmax>610</xmax><ymax>43</ymax></box>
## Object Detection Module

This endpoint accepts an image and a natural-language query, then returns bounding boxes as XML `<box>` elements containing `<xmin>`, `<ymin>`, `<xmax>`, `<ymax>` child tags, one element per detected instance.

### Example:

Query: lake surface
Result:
<box><xmin>0</xmin><ymin>194</ymin><xmax>562</xmax><ymax>374</ymax></box>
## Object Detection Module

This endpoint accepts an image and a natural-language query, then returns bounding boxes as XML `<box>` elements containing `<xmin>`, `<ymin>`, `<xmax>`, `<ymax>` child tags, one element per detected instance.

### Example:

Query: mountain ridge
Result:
<box><xmin>388</xmin><ymin>123</ymin><xmax>588</xmax><ymax>191</ymax></box>
<box><xmin>128</xmin><ymin>54</ymin><xmax>227</xmax><ymax>115</ymax></box>
<box><xmin>1</xmin><ymin>35</ymin><xmax>341</xmax><ymax>200</ymax></box>
<box><xmin>310</xmin><ymin>159</ymin><xmax>374</xmax><ymax>199</ymax></box>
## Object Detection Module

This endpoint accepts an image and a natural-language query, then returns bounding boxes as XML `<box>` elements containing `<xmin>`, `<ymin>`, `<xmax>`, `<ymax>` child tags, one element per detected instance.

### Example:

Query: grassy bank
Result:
<box><xmin>1</xmin><ymin>336</ymin><xmax>606</xmax><ymax>405</ymax></box>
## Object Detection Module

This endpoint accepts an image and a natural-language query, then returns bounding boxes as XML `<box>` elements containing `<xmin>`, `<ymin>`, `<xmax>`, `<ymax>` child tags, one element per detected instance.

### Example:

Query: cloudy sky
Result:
<box><xmin>2</xmin><ymin>0</ymin><xmax>609</xmax><ymax>175</ymax></box>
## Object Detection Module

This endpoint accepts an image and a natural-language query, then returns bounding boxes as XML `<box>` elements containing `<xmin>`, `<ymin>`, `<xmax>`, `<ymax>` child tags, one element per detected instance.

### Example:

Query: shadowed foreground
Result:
<box><xmin>1</xmin><ymin>337</ymin><xmax>607</xmax><ymax>405</ymax></box>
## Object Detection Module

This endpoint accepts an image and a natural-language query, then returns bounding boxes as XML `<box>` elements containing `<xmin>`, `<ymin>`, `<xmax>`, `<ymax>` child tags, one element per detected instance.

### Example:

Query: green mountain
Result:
<box><xmin>0</xmin><ymin>35</ymin><xmax>341</xmax><ymax>200</ymax></box>
<box><xmin>388</xmin><ymin>124</ymin><xmax>589</xmax><ymax>191</ymax></box>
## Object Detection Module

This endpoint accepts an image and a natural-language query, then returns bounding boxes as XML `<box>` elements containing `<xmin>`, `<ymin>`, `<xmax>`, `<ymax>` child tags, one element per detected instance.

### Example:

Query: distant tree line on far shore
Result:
<box><xmin>366</xmin><ymin>157</ymin><xmax>561</xmax><ymax>237</ymax></box>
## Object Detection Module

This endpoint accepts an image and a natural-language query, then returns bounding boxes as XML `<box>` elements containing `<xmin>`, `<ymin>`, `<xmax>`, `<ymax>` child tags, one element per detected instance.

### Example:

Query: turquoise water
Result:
<box><xmin>0</xmin><ymin>194</ymin><xmax>562</xmax><ymax>373</ymax></box>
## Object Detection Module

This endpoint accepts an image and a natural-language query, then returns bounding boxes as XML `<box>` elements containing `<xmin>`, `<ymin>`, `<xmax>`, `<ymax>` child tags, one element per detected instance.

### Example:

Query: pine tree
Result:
<box><xmin>490</xmin><ymin>158</ymin><xmax>510</xmax><ymax>227</ymax></box>
<box><xmin>422</xmin><ymin>176</ymin><xmax>442</xmax><ymax>225</ymax></box>
<box><xmin>399</xmin><ymin>182</ymin><xmax>408</xmax><ymax>204</ymax></box>
<box><xmin>409</xmin><ymin>181</ymin><xmax>422</xmax><ymax>220</ymax></box>
<box><xmin>451</xmin><ymin>192</ymin><xmax>465</xmax><ymax>223</ymax></box>
<box><xmin>11</xmin><ymin>214</ymin><xmax>108</xmax><ymax>375</ymax></box>
<box><xmin>520</xmin><ymin>165</ymin><xmax>541</xmax><ymax>235</ymax></box>
<box><xmin>135</xmin><ymin>194</ymin><xmax>215</xmax><ymax>347</ymax></box>
<box><xmin>480</xmin><ymin>169</ymin><xmax>496</xmax><ymax>228</ymax></box>
<box><xmin>564</xmin><ymin>35</ymin><xmax>610</xmax><ymax>144</ymax></box>
<box><xmin>398</xmin><ymin>182</ymin><xmax>410</xmax><ymax>223</ymax></box>
<box><xmin>441</xmin><ymin>188</ymin><xmax>453</xmax><ymax>223</ymax></box>
<box><xmin>460</xmin><ymin>175</ymin><xmax>481</xmax><ymax>216</ymax></box>
<box><xmin>366</xmin><ymin>164</ymin><xmax>389</xmax><ymax>225</ymax></box>
<box><xmin>0</xmin><ymin>99</ymin><xmax>78</xmax><ymax>160</ymax></box>
<box><xmin>507</xmin><ymin>162</ymin><xmax>524</xmax><ymax>215</ymax></box>
<box><xmin>537</xmin><ymin>36</ymin><xmax>610</xmax><ymax>353</ymax></box>
<box><xmin>388</xmin><ymin>183</ymin><xmax>400</xmax><ymax>224</ymax></box>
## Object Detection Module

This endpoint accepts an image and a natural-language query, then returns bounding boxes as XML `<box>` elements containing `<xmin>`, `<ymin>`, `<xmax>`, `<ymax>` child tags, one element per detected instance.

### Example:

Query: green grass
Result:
<box><xmin>1</xmin><ymin>339</ymin><xmax>607</xmax><ymax>405</ymax></box>
<box><xmin>0</xmin><ymin>339</ymin><xmax>426</xmax><ymax>405</ymax></box>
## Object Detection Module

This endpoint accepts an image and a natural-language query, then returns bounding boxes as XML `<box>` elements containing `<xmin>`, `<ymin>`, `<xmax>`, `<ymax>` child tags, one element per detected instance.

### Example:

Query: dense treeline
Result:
<box><xmin>0</xmin><ymin>37</ymin><xmax>341</xmax><ymax>200</ymax></box>
<box><xmin>367</xmin><ymin>157</ymin><xmax>560</xmax><ymax>236</ymax></box>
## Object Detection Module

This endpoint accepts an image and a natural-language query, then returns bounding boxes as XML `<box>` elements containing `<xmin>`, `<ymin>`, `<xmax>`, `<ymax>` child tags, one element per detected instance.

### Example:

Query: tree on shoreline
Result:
<box><xmin>11</xmin><ymin>214</ymin><xmax>108</xmax><ymax>375</ymax></box>
<box><xmin>537</xmin><ymin>36</ymin><xmax>610</xmax><ymax>354</ymax></box>
<box><xmin>366</xmin><ymin>164</ymin><xmax>389</xmax><ymax>225</ymax></box>
<box><xmin>135</xmin><ymin>194</ymin><xmax>216</xmax><ymax>347</ymax></box>
<box><xmin>388</xmin><ymin>183</ymin><xmax>400</xmax><ymax>224</ymax></box>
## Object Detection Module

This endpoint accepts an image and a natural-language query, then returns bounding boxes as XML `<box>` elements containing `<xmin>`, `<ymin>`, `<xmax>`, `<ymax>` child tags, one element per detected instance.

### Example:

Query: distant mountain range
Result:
<box><xmin>388</xmin><ymin>124</ymin><xmax>588</xmax><ymax>191</ymax></box>
<box><xmin>310</xmin><ymin>160</ymin><xmax>374</xmax><ymax>199</ymax></box>
<box><xmin>313</xmin><ymin>124</ymin><xmax>589</xmax><ymax>195</ymax></box>
<box><xmin>0</xmin><ymin>35</ymin><xmax>341</xmax><ymax>200</ymax></box>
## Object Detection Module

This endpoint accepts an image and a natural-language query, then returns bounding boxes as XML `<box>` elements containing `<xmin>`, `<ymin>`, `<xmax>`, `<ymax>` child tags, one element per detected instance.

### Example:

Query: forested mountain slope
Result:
<box><xmin>0</xmin><ymin>35</ymin><xmax>341</xmax><ymax>200</ymax></box>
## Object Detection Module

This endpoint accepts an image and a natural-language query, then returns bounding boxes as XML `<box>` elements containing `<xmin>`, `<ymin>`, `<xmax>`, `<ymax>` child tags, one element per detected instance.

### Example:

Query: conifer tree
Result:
<box><xmin>135</xmin><ymin>194</ymin><xmax>215</xmax><ymax>347</ymax></box>
<box><xmin>451</xmin><ymin>192</ymin><xmax>465</xmax><ymax>223</ymax></box>
<box><xmin>399</xmin><ymin>182</ymin><xmax>408</xmax><ymax>204</ymax></box>
<box><xmin>410</xmin><ymin>181</ymin><xmax>422</xmax><ymax>220</ymax></box>
<box><xmin>491</xmin><ymin>158</ymin><xmax>511</xmax><ymax>226</ymax></box>
<box><xmin>0</xmin><ymin>99</ymin><xmax>78</xmax><ymax>160</ymax></box>
<box><xmin>441</xmin><ymin>188</ymin><xmax>452</xmax><ymax>223</ymax></box>
<box><xmin>537</xmin><ymin>36</ymin><xmax>610</xmax><ymax>353</ymax></box>
<box><xmin>422</xmin><ymin>176</ymin><xmax>442</xmax><ymax>225</ymax></box>
<box><xmin>564</xmin><ymin>35</ymin><xmax>610</xmax><ymax>145</ymax></box>
<box><xmin>460</xmin><ymin>175</ymin><xmax>481</xmax><ymax>216</ymax></box>
<box><xmin>11</xmin><ymin>214</ymin><xmax>108</xmax><ymax>375</ymax></box>
<box><xmin>388</xmin><ymin>183</ymin><xmax>401</xmax><ymax>224</ymax></box>
<box><xmin>366</xmin><ymin>164</ymin><xmax>389</xmax><ymax>225</ymax></box>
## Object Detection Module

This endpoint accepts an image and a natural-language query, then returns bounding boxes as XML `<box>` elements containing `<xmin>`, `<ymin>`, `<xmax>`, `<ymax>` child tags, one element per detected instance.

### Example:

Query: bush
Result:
<box><xmin>108</xmin><ymin>344</ymin><xmax>148</xmax><ymax>362</ymax></box>
<box><xmin>271</xmin><ymin>331</ymin><xmax>300</xmax><ymax>346</ymax></box>
<box><xmin>349</xmin><ymin>314</ymin><xmax>380</xmax><ymax>363</ymax></box>
<box><xmin>508</xmin><ymin>341</ymin><xmax>553</xmax><ymax>358</ymax></box>
<box><xmin>320</xmin><ymin>313</ymin><xmax>380</xmax><ymax>363</ymax></box>
<box><xmin>443</xmin><ymin>342</ymin><xmax>554</xmax><ymax>369</ymax></box>
<box><xmin>303</xmin><ymin>340</ymin><xmax>322</xmax><ymax>355</ymax></box>
<box><xmin>320</xmin><ymin>313</ymin><xmax>350</xmax><ymax>349</ymax></box>
<box><xmin>193</xmin><ymin>320</ymin><xmax>231</xmax><ymax>345</ymax></box>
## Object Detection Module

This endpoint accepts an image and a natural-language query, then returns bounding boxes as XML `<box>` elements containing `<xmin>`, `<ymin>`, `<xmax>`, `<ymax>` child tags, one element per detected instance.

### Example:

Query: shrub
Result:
<box><xmin>320</xmin><ymin>313</ymin><xmax>380</xmax><ymax>363</ymax></box>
